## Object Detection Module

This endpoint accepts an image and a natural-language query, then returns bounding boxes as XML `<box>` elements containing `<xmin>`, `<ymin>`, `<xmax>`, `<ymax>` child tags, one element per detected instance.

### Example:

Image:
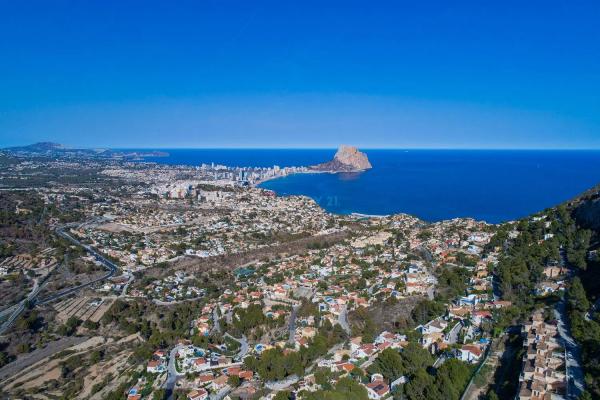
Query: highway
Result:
<box><xmin>0</xmin><ymin>268</ymin><xmax>49</xmax><ymax>334</ymax></box>
<box><xmin>36</xmin><ymin>227</ymin><xmax>118</xmax><ymax>305</ymax></box>
<box><xmin>0</xmin><ymin>224</ymin><xmax>118</xmax><ymax>335</ymax></box>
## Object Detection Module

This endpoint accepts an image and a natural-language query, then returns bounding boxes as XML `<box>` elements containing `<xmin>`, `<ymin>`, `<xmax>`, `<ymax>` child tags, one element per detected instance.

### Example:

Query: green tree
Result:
<box><xmin>404</xmin><ymin>369</ymin><xmax>436</xmax><ymax>400</ymax></box>
<box><xmin>228</xmin><ymin>375</ymin><xmax>241</xmax><ymax>387</ymax></box>
<box><xmin>568</xmin><ymin>277</ymin><xmax>590</xmax><ymax>313</ymax></box>
<box><xmin>273</xmin><ymin>391</ymin><xmax>291</xmax><ymax>400</ymax></box>
<box><xmin>371</xmin><ymin>348</ymin><xmax>405</xmax><ymax>382</ymax></box>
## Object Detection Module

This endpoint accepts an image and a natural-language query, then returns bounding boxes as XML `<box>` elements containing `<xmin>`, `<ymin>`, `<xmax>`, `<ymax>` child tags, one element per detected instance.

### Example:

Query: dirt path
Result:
<box><xmin>0</xmin><ymin>335</ymin><xmax>89</xmax><ymax>383</ymax></box>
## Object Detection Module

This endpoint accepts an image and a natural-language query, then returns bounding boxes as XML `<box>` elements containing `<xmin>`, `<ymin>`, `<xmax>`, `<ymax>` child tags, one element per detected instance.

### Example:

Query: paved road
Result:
<box><xmin>361</xmin><ymin>351</ymin><xmax>381</xmax><ymax>369</ymax></box>
<box><xmin>338</xmin><ymin>305</ymin><xmax>351</xmax><ymax>335</ymax></box>
<box><xmin>0</xmin><ymin>270</ymin><xmax>51</xmax><ymax>334</ymax></box>
<box><xmin>120</xmin><ymin>275</ymin><xmax>133</xmax><ymax>297</ymax></box>
<box><xmin>165</xmin><ymin>345</ymin><xmax>184</xmax><ymax>400</ymax></box>
<box><xmin>446</xmin><ymin>321</ymin><xmax>462</xmax><ymax>345</ymax></box>
<box><xmin>427</xmin><ymin>285</ymin><xmax>435</xmax><ymax>300</ymax></box>
<box><xmin>433</xmin><ymin>354</ymin><xmax>446</xmax><ymax>368</ymax></box>
<box><xmin>555</xmin><ymin>299</ymin><xmax>585</xmax><ymax>399</ymax></box>
<box><xmin>265</xmin><ymin>375</ymin><xmax>299</xmax><ymax>390</ymax></box>
<box><xmin>288</xmin><ymin>305</ymin><xmax>299</xmax><ymax>345</ymax></box>
<box><xmin>555</xmin><ymin>247</ymin><xmax>585</xmax><ymax>399</ymax></box>
<box><xmin>224</xmin><ymin>332</ymin><xmax>248</xmax><ymax>361</ymax></box>
<box><xmin>585</xmin><ymin>298</ymin><xmax>600</xmax><ymax>322</ymax></box>
<box><xmin>36</xmin><ymin>227</ymin><xmax>118</xmax><ymax>305</ymax></box>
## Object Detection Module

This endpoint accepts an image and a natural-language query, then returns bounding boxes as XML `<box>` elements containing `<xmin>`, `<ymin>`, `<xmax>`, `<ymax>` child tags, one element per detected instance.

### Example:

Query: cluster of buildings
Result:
<box><xmin>517</xmin><ymin>311</ymin><xmax>566</xmax><ymax>400</ymax></box>
<box><xmin>70</xmin><ymin>185</ymin><xmax>334</xmax><ymax>275</ymax></box>
<box><xmin>4</xmin><ymin>155</ymin><xmax>521</xmax><ymax>400</ymax></box>
<box><xmin>129</xmin><ymin>271</ymin><xmax>205</xmax><ymax>303</ymax></box>
<box><xmin>145</xmin><ymin>342</ymin><xmax>253</xmax><ymax>400</ymax></box>
<box><xmin>197</xmin><ymin>163</ymin><xmax>309</xmax><ymax>186</ymax></box>
<box><xmin>129</xmin><ymin>213</ymin><xmax>504</xmax><ymax>399</ymax></box>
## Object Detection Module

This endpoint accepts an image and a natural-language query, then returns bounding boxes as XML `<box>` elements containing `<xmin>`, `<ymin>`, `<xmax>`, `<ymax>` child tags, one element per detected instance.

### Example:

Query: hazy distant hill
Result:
<box><xmin>3</xmin><ymin>142</ymin><xmax>168</xmax><ymax>159</ymax></box>
<box><xmin>6</xmin><ymin>142</ymin><xmax>67</xmax><ymax>152</ymax></box>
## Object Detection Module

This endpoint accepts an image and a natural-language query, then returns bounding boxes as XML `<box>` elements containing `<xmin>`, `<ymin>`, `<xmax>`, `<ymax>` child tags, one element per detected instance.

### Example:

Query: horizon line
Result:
<box><xmin>111</xmin><ymin>146</ymin><xmax>599</xmax><ymax>151</ymax></box>
<box><xmin>3</xmin><ymin>143</ymin><xmax>600</xmax><ymax>151</ymax></box>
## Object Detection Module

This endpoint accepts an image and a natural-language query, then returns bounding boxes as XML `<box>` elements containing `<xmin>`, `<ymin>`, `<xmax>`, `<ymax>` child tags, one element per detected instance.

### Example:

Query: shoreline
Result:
<box><xmin>252</xmin><ymin>168</ymin><xmax>369</xmax><ymax>187</ymax></box>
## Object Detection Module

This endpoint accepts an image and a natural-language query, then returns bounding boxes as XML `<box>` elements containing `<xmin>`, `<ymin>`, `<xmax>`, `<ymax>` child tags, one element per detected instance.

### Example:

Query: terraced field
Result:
<box><xmin>53</xmin><ymin>295</ymin><xmax>116</xmax><ymax>324</ymax></box>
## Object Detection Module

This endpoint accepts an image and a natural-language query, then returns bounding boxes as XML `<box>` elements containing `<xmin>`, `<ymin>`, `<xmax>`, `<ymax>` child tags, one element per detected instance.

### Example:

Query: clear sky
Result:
<box><xmin>1</xmin><ymin>1</ymin><xmax>599</xmax><ymax>149</ymax></box>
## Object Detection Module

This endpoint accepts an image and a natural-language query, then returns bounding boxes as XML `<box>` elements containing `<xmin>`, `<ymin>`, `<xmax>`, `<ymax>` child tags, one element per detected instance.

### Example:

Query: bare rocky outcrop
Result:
<box><xmin>311</xmin><ymin>145</ymin><xmax>372</xmax><ymax>172</ymax></box>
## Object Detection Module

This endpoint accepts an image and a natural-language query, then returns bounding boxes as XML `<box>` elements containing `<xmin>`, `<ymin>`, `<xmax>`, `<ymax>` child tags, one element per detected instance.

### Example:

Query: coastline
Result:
<box><xmin>252</xmin><ymin>168</ymin><xmax>369</xmax><ymax>187</ymax></box>
<box><xmin>134</xmin><ymin>149</ymin><xmax>600</xmax><ymax>224</ymax></box>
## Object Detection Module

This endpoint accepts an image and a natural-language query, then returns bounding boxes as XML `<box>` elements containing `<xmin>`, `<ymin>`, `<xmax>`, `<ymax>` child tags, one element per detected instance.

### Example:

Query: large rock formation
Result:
<box><xmin>312</xmin><ymin>145</ymin><xmax>372</xmax><ymax>172</ymax></box>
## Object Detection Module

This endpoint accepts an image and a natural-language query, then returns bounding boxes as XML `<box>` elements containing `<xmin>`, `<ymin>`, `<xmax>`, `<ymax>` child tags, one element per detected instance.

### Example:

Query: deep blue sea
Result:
<box><xmin>140</xmin><ymin>149</ymin><xmax>600</xmax><ymax>223</ymax></box>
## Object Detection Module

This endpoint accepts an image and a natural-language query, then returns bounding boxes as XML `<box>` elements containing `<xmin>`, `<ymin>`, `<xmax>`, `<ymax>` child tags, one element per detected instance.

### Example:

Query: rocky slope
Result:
<box><xmin>312</xmin><ymin>145</ymin><xmax>372</xmax><ymax>172</ymax></box>
<box><xmin>571</xmin><ymin>184</ymin><xmax>600</xmax><ymax>231</ymax></box>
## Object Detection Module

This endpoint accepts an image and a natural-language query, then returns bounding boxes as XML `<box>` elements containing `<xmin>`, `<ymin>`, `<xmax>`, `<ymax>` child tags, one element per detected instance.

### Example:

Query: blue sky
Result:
<box><xmin>0</xmin><ymin>1</ymin><xmax>599</xmax><ymax>148</ymax></box>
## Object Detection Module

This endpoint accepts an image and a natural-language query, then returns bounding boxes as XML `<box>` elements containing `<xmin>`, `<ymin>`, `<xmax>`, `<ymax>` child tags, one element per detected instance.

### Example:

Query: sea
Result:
<box><xmin>140</xmin><ymin>149</ymin><xmax>600</xmax><ymax>224</ymax></box>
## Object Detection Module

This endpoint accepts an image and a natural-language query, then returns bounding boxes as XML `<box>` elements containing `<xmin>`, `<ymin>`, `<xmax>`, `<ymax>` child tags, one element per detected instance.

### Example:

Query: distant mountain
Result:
<box><xmin>3</xmin><ymin>142</ymin><xmax>169</xmax><ymax>159</ymax></box>
<box><xmin>311</xmin><ymin>145</ymin><xmax>372</xmax><ymax>172</ymax></box>
<box><xmin>6</xmin><ymin>142</ymin><xmax>67</xmax><ymax>152</ymax></box>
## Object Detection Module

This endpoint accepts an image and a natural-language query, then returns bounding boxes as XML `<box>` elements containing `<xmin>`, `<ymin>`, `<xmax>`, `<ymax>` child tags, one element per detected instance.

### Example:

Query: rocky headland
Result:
<box><xmin>311</xmin><ymin>145</ymin><xmax>372</xmax><ymax>172</ymax></box>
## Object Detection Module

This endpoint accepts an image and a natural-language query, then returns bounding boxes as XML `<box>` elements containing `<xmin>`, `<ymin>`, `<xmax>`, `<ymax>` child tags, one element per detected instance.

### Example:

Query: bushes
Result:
<box><xmin>83</xmin><ymin>319</ymin><xmax>99</xmax><ymax>330</ymax></box>
<box><xmin>411</xmin><ymin>299</ymin><xmax>444</xmax><ymax>326</ymax></box>
<box><xmin>351</xmin><ymin>307</ymin><xmax>376</xmax><ymax>343</ymax></box>
<box><xmin>0</xmin><ymin>351</ymin><xmax>8</xmax><ymax>367</ymax></box>
<box><xmin>232</xmin><ymin>303</ymin><xmax>267</xmax><ymax>336</ymax></box>
<box><xmin>302</xmin><ymin>377</ymin><xmax>369</xmax><ymax>400</ymax></box>
<box><xmin>244</xmin><ymin>347</ymin><xmax>303</xmax><ymax>381</ymax></box>
<box><xmin>435</xmin><ymin>266</ymin><xmax>469</xmax><ymax>301</ymax></box>
<box><xmin>56</xmin><ymin>316</ymin><xmax>81</xmax><ymax>336</ymax></box>
<box><xmin>369</xmin><ymin>345</ymin><xmax>470</xmax><ymax>400</ymax></box>
<box><xmin>16</xmin><ymin>309</ymin><xmax>42</xmax><ymax>332</ymax></box>
<box><xmin>567</xmin><ymin>284</ymin><xmax>600</xmax><ymax>399</ymax></box>
<box><xmin>245</xmin><ymin>323</ymin><xmax>345</xmax><ymax>382</ymax></box>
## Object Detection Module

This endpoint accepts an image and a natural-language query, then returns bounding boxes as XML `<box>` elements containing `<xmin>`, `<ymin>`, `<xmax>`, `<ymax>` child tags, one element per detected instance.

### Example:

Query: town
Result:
<box><xmin>0</xmin><ymin>150</ymin><xmax>597</xmax><ymax>400</ymax></box>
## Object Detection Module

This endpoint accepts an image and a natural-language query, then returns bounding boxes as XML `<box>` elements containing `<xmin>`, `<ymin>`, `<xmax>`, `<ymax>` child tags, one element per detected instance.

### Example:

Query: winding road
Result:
<box><xmin>165</xmin><ymin>345</ymin><xmax>184</xmax><ymax>400</ymax></box>
<box><xmin>224</xmin><ymin>332</ymin><xmax>249</xmax><ymax>361</ymax></box>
